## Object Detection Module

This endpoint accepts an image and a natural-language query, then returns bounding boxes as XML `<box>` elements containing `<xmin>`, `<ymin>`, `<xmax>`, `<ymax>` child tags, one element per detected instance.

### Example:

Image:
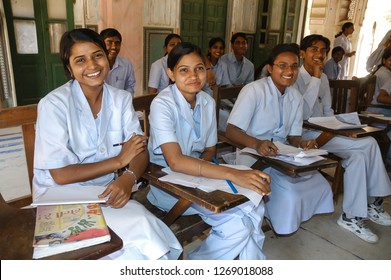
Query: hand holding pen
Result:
<box><xmin>114</xmin><ymin>133</ymin><xmax>148</xmax><ymax>167</ymax></box>
<box><xmin>256</xmin><ymin>138</ymin><xmax>278</xmax><ymax>156</ymax></box>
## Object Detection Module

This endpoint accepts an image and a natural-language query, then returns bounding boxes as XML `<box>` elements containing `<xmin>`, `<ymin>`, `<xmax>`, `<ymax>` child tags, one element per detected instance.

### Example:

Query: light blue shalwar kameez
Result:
<box><xmin>294</xmin><ymin>66</ymin><xmax>391</xmax><ymax>219</ymax></box>
<box><xmin>228</xmin><ymin>77</ymin><xmax>334</xmax><ymax>234</ymax></box>
<box><xmin>147</xmin><ymin>84</ymin><xmax>267</xmax><ymax>260</ymax></box>
<box><xmin>33</xmin><ymin>80</ymin><xmax>182</xmax><ymax>260</ymax></box>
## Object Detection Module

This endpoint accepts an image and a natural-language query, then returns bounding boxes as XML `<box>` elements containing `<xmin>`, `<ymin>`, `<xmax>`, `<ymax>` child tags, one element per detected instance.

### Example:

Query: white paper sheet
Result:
<box><xmin>241</xmin><ymin>141</ymin><xmax>327</xmax><ymax>166</ymax></box>
<box><xmin>159</xmin><ymin>165</ymin><xmax>263</xmax><ymax>206</ymax></box>
<box><xmin>308</xmin><ymin>112</ymin><xmax>367</xmax><ymax>130</ymax></box>
<box><xmin>31</xmin><ymin>185</ymin><xmax>108</xmax><ymax>206</ymax></box>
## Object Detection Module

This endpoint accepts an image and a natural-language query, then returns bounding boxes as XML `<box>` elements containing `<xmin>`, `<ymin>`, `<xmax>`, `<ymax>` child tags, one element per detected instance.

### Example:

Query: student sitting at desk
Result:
<box><xmin>293</xmin><ymin>34</ymin><xmax>391</xmax><ymax>243</ymax></box>
<box><xmin>32</xmin><ymin>28</ymin><xmax>182</xmax><ymax>260</ymax></box>
<box><xmin>148</xmin><ymin>33</ymin><xmax>182</xmax><ymax>94</ymax></box>
<box><xmin>147</xmin><ymin>42</ymin><xmax>271</xmax><ymax>260</ymax></box>
<box><xmin>225</xmin><ymin>43</ymin><xmax>334</xmax><ymax>235</ymax></box>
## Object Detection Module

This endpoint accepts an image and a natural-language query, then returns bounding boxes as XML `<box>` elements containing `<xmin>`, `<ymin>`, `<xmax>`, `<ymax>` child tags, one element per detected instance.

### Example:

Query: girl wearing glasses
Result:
<box><xmin>147</xmin><ymin>42</ymin><xmax>271</xmax><ymax>259</ymax></box>
<box><xmin>225</xmin><ymin>43</ymin><xmax>334</xmax><ymax>235</ymax></box>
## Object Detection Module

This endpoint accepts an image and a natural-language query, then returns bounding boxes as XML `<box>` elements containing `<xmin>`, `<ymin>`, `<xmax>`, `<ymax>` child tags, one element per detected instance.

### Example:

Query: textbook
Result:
<box><xmin>32</xmin><ymin>203</ymin><xmax>110</xmax><ymax>259</ymax></box>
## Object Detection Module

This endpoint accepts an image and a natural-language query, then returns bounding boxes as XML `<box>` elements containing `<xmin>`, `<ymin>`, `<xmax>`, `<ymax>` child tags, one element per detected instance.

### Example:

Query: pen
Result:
<box><xmin>212</xmin><ymin>157</ymin><xmax>239</xmax><ymax>194</ymax></box>
<box><xmin>268</xmin><ymin>138</ymin><xmax>275</xmax><ymax>152</ymax></box>
<box><xmin>113</xmin><ymin>142</ymin><xmax>126</xmax><ymax>147</ymax></box>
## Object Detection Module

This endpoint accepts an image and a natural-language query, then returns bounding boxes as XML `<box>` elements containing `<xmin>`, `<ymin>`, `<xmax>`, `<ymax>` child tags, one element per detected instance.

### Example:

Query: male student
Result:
<box><xmin>220</xmin><ymin>32</ymin><xmax>254</xmax><ymax>85</ymax></box>
<box><xmin>294</xmin><ymin>34</ymin><xmax>391</xmax><ymax>243</ymax></box>
<box><xmin>323</xmin><ymin>46</ymin><xmax>345</xmax><ymax>80</ymax></box>
<box><xmin>100</xmin><ymin>28</ymin><xmax>136</xmax><ymax>95</ymax></box>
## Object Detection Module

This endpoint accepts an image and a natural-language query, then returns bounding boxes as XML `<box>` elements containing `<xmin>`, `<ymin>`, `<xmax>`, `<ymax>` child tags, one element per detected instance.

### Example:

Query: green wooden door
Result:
<box><xmin>181</xmin><ymin>0</ymin><xmax>227</xmax><ymax>54</ymax></box>
<box><xmin>3</xmin><ymin>0</ymin><xmax>74</xmax><ymax>105</ymax></box>
<box><xmin>253</xmin><ymin>0</ymin><xmax>304</xmax><ymax>71</ymax></box>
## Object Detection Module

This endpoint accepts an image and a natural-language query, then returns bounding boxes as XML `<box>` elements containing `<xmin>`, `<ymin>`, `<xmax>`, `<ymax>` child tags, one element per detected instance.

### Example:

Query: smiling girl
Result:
<box><xmin>33</xmin><ymin>29</ymin><xmax>182</xmax><ymax>260</ymax></box>
<box><xmin>147</xmin><ymin>42</ymin><xmax>271</xmax><ymax>260</ymax></box>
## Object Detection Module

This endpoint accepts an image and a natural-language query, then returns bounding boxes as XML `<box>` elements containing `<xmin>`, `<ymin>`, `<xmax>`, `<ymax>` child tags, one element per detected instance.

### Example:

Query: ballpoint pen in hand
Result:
<box><xmin>212</xmin><ymin>157</ymin><xmax>238</xmax><ymax>194</ymax></box>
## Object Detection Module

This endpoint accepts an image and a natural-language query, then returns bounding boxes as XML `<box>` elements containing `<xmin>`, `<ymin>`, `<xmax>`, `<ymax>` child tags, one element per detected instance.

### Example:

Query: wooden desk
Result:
<box><xmin>0</xmin><ymin>195</ymin><xmax>123</xmax><ymax>260</ymax></box>
<box><xmin>304</xmin><ymin>121</ymin><xmax>384</xmax><ymax>138</ymax></box>
<box><xmin>142</xmin><ymin>163</ymin><xmax>249</xmax><ymax>225</ymax></box>
<box><xmin>251</xmin><ymin>155</ymin><xmax>339</xmax><ymax>178</ymax></box>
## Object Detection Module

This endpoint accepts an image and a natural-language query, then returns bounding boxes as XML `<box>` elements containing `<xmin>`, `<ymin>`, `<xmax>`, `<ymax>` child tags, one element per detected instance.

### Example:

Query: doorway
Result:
<box><xmin>180</xmin><ymin>0</ymin><xmax>227</xmax><ymax>54</ymax></box>
<box><xmin>3</xmin><ymin>0</ymin><xmax>74</xmax><ymax>105</ymax></box>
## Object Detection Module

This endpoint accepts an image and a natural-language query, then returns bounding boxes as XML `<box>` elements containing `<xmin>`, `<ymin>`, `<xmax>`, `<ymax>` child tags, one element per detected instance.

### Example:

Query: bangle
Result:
<box><xmin>124</xmin><ymin>168</ymin><xmax>137</xmax><ymax>187</ymax></box>
<box><xmin>198</xmin><ymin>160</ymin><xmax>203</xmax><ymax>176</ymax></box>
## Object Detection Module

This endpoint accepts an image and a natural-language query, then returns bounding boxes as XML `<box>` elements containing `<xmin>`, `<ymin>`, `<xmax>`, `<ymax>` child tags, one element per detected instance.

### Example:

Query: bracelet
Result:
<box><xmin>124</xmin><ymin>168</ymin><xmax>137</xmax><ymax>187</ymax></box>
<box><xmin>198</xmin><ymin>160</ymin><xmax>203</xmax><ymax>176</ymax></box>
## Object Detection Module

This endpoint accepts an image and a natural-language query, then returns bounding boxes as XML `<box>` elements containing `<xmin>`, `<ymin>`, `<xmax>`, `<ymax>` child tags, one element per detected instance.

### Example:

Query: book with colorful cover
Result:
<box><xmin>32</xmin><ymin>203</ymin><xmax>111</xmax><ymax>259</ymax></box>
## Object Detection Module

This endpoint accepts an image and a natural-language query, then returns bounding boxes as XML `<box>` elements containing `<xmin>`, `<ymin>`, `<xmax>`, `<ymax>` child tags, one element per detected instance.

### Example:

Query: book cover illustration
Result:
<box><xmin>33</xmin><ymin>203</ymin><xmax>110</xmax><ymax>248</ymax></box>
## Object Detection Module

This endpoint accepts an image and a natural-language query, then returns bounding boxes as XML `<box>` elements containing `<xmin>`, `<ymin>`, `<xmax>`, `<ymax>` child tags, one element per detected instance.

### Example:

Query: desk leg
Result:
<box><xmin>163</xmin><ymin>198</ymin><xmax>192</xmax><ymax>225</ymax></box>
<box><xmin>316</xmin><ymin>131</ymin><xmax>335</xmax><ymax>147</ymax></box>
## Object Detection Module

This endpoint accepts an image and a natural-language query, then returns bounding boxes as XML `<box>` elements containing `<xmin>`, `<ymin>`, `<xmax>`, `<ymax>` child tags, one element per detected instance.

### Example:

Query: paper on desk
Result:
<box><xmin>31</xmin><ymin>185</ymin><xmax>108</xmax><ymax>206</ymax></box>
<box><xmin>308</xmin><ymin>112</ymin><xmax>367</xmax><ymax>130</ymax></box>
<box><xmin>159</xmin><ymin>165</ymin><xmax>263</xmax><ymax>206</ymax></box>
<box><xmin>241</xmin><ymin>141</ymin><xmax>327</xmax><ymax>166</ymax></box>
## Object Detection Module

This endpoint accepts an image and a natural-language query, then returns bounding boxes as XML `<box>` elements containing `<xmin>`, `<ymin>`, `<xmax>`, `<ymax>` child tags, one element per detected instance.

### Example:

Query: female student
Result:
<box><xmin>206</xmin><ymin>37</ymin><xmax>230</xmax><ymax>87</ymax></box>
<box><xmin>333</xmin><ymin>22</ymin><xmax>356</xmax><ymax>80</ymax></box>
<box><xmin>148</xmin><ymin>33</ymin><xmax>182</xmax><ymax>94</ymax></box>
<box><xmin>32</xmin><ymin>28</ymin><xmax>182</xmax><ymax>260</ymax></box>
<box><xmin>225</xmin><ymin>43</ymin><xmax>334</xmax><ymax>235</ymax></box>
<box><xmin>369</xmin><ymin>48</ymin><xmax>391</xmax><ymax>115</ymax></box>
<box><xmin>147</xmin><ymin>42</ymin><xmax>271</xmax><ymax>260</ymax></box>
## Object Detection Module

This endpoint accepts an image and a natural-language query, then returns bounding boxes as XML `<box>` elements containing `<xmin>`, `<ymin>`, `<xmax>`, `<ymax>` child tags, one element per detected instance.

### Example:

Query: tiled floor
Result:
<box><xmin>184</xmin><ymin>194</ymin><xmax>391</xmax><ymax>260</ymax></box>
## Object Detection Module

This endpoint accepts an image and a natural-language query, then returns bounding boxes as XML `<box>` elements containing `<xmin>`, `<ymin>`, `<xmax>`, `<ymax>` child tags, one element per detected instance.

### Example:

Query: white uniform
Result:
<box><xmin>294</xmin><ymin>66</ymin><xmax>391</xmax><ymax>218</ymax></box>
<box><xmin>148</xmin><ymin>55</ymin><xmax>170</xmax><ymax>93</ymax></box>
<box><xmin>33</xmin><ymin>80</ymin><xmax>182</xmax><ymax>260</ymax></box>
<box><xmin>366</xmin><ymin>30</ymin><xmax>391</xmax><ymax>73</ymax></box>
<box><xmin>148</xmin><ymin>84</ymin><xmax>266</xmax><ymax>260</ymax></box>
<box><xmin>228</xmin><ymin>77</ymin><xmax>334</xmax><ymax>234</ymax></box>
<box><xmin>370</xmin><ymin>66</ymin><xmax>391</xmax><ymax>113</ymax></box>
<box><xmin>334</xmin><ymin>34</ymin><xmax>352</xmax><ymax>79</ymax></box>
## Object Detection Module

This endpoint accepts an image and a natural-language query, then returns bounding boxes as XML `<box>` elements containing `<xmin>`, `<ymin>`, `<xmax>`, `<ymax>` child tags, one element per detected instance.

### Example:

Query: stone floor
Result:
<box><xmin>184</xmin><ymin>194</ymin><xmax>391</xmax><ymax>260</ymax></box>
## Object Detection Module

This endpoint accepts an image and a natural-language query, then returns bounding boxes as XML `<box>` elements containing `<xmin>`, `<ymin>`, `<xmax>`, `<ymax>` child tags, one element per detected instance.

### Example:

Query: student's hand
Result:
<box><xmin>347</xmin><ymin>51</ymin><xmax>356</xmax><ymax>57</ymax></box>
<box><xmin>255</xmin><ymin>140</ymin><xmax>278</xmax><ymax>156</ymax></box>
<box><xmin>300</xmin><ymin>139</ymin><xmax>318</xmax><ymax>150</ymax></box>
<box><xmin>207</xmin><ymin>70</ymin><xmax>216</xmax><ymax>86</ymax></box>
<box><xmin>117</xmin><ymin>133</ymin><xmax>148</xmax><ymax>168</ymax></box>
<box><xmin>230</xmin><ymin>169</ymin><xmax>271</xmax><ymax>196</ymax></box>
<box><xmin>99</xmin><ymin>174</ymin><xmax>133</xmax><ymax>208</ymax></box>
<box><xmin>312</xmin><ymin>60</ymin><xmax>324</xmax><ymax>78</ymax></box>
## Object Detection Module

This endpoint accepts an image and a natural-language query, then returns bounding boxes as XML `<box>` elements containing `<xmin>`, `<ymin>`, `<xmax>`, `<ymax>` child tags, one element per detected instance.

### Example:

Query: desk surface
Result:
<box><xmin>303</xmin><ymin>121</ymin><xmax>384</xmax><ymax>138</ymax></box>
<box><xmin>143</xmin><ymin>163</ymin><xmax>248</xmax><ymax>214</ymax></box>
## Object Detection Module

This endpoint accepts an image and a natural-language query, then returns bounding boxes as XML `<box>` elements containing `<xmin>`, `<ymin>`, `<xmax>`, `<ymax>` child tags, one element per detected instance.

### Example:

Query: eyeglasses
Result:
<box><xmin>272</xmin><ymin>63</ymin><xmax>299</xmax><ymax>71</ymax></box>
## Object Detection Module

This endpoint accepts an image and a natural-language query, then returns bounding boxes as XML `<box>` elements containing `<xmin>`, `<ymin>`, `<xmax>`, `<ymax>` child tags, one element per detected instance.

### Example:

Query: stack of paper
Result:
<box><xmin>31</xmin><ymin>185</ymin><xmax>108</xmax><ymax>206</ymax></box>
<box><xmin>241</xmin><ymin>141</ymin><xmax>328</xmax><ymax>166</ymax></box>
<box><xmin>159</xmin><ymin>165</ymin><xmax>263</xmax><ymax>206</ymax></box>
<box><xmin>308</xmin><ymin>112</ymin><xmax>367</xmax><ymax>130</ymax></box>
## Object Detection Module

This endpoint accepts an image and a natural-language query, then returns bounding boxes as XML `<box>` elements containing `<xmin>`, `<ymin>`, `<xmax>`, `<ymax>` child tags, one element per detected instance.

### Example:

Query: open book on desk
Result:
<box><xmin>308</xmin><ymin>112</ymin><xmax>367</xmax><ymax>130</ymax></box>
<box><xmin>159</xmin><ymin>165</ymin><xmax>262</xmax><ymax>206</ymax></box>
<box><xmin>31</xmin><ymin>185</ymin><xmax>108</xmax><ymax>206</ymax></box>
<box><xmin>241</xmin><ymin>141</ymin><xmax>328</xmax><ymax>166</ymax></box>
